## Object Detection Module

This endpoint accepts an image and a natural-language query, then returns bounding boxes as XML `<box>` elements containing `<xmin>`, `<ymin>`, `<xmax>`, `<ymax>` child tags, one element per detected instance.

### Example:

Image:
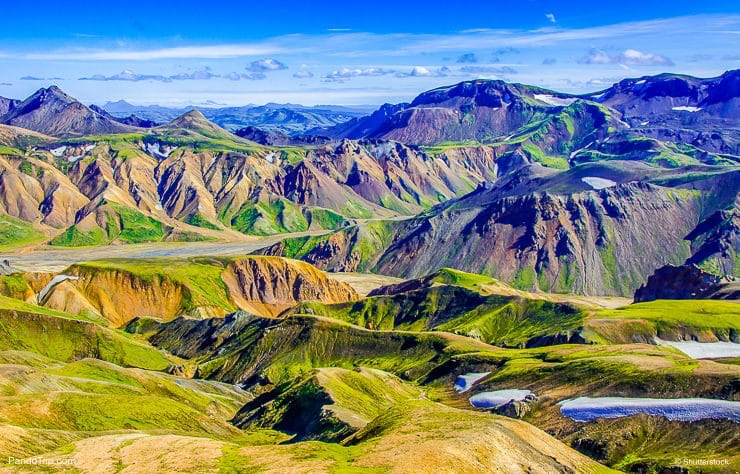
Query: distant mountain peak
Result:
<box><xmin>0</xmin><ymin>85</ymin><xmax>137</xmax><ymax>137</ymax></box>
<box><xmin>167</xmin><ymin>109</ymin><xmax>213</xmax><ymax>130</ymax></box>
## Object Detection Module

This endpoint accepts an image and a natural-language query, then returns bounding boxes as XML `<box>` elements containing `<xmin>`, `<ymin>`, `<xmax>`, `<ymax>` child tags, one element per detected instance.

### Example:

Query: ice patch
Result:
<box><xmin>533</xmin><ymin>94</ymin><xmax>577</xmax><ymax>107</ymax></box>
<box><xmin>582</xmin><ymin>177</ymin><xmax>617</xmax><ymax>190</ymax></box>
<box><xmin>38</xmin><ymin>274</ymin><xmax>79</xmax><ymax>303</ymax></box>
<box><xmin>50</xmin><ymin>146</ymin><xmax>67</xmax><ymax>157</ymax></box>
<box><xmin>672</xmin><ymin>106</ymin><xmax>702</xmax><ymax>112</ymax></box>
<box><xmin>655</xmin><ymin>338</ymin><xmax>740</xmax><ymax>359</ymax></box>
<box><xmin>469</xmin><ymin>389</ymin><xmax>533</xmax><ymax>409</ymax></box>
<box><xmin>559</xmin><ymin>397</ymin><xmax>740</xmax><ymax>422</ymax></box>
<box><xmin>454</xmin><ymin>372</ymin><xmax>490</xmax><ymax>393</ymax></box>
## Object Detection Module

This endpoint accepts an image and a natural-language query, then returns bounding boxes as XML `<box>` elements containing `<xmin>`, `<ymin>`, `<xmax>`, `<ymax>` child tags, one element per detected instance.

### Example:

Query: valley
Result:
<box><xmin>0</xmin><ymin>69</ymin><xmax>738</xmax><ymax>473</ymax></box>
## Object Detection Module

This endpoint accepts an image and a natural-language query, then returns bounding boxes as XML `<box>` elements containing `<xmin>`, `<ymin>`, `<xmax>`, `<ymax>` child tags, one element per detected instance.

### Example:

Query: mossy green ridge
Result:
<box><xmin>291</xmin><ymin>277</ymin><xmax>584</xmax><ymax>346</ymax></box>
<box><xmin>0</xmin><ymin>296</ymin><xmax>170</xmax><ymax>369</ymax></box>
<box><xmin>230</xmin><ymin>198</ymin><xmax>309</xmax><ymax>235</ymax></box>
<box><xmin>0</xmin><ymin>214</ymin><xmax>46</xmax><ymax>251</ymax></box>
<box><xmin>129</xmin><ymin>311</ymin><xmax>490</xmax><ymax>387</ymax></box>
<box><xmin>590</xmin><ymin>299</ymin><xmax>740</xmax><ymax>343</ymax></box>
<box><xmin>232</xmin><ymin>367</ymin><xmax>420</xmax><ymax>443</ymax></box>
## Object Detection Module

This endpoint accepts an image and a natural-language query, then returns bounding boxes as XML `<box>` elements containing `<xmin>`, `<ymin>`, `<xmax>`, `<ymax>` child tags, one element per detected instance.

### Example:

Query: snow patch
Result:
<box><xmin>84</xmin><ymin>144</ymin><xmax>96</xmax><ymax>153</ymax></box>
<box><xmin>640</xmin><ymin>121</ymin><xmax>649</xmax><ymax>126</ymax></box>
<box><xmin>672</xmin><ymin>106</ymin><xmax>702</xmax><ymax>113</ymax></box>
<box><xmin>569</xmin><ymin>141</ymin><xmax>594</xmax><ymax>159</ymax></box>
<box><xmin>559</xmin><ymin>397</ymin><xmax>740</xmax><ymax>423</ymax></box>
<box><xmin>582</xmin><ymin>177</ymin><xmax>617</xmax><ymax>190</ymax></box>
<box><xmin>454</xmin><ymin>372</ymin><xmax>490</xmax><ymax>393</ymax></box>
<box><xmin>635</xmin><ymin>80</ymin><xmax>646</xmax><ymax>85</ymax></box>
<box><xmin>533</xmin><ymin>94</ymin><xmax>577</xmax><ymax>107</ymax></box>
<box><xmin>146</xmin><ymin>142</ymin><xmax>175</xmax><ymax>159</ymax></box>
<box><xmin>50</xmin><ymin>146</ymin><xmax>67</xmax><ymax>157</ymax></box>
<box><xmin>265</xmin><ymin>152</ymin><xmax>276</xmax><ymax>164</ymax></box>
<box><xmin>67</xmin><ymin>155</ymin><xmax>83</xmax><ymax>163</ymax></box>
<box><xmin>38</xmin><ymin>274</ymin><xmax>79</xmax><ymax>303</ymax></box>
<box><xmin>469</xmin><ymin>389</ymin><xmax>533</xmax><ymax>409</ymax></box>
<box><xmin>655</xmin><ymin>338</ymin><xmax>740</xmax><ymax>359</ymax></box>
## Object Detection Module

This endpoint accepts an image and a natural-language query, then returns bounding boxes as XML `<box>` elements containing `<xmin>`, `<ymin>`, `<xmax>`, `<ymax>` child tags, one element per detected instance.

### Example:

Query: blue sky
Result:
<box><xmin>0</xmin><ymin>1</ymin><xmax>738</xmax><ymax>106</ymax></box>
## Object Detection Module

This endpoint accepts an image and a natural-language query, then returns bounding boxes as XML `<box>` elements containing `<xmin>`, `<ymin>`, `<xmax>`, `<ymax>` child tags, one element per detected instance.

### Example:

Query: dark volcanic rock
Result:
<box><xmin>634</xmin><ymin>264</ymin><xmax>739</xmax><ymax>302</ymax></box>
<box><xmin>234</xmin><ymin>126</ymin><xmax>330</xmax><ymax>146</ymax></box>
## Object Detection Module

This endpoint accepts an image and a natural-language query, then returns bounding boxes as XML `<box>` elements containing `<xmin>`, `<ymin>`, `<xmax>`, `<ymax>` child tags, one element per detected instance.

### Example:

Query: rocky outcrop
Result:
<box><xmin>685</xmin><ymin>207</ymin><xmax>740</xmax><ymax>278</ymax></box>
<box><xmin>40</xmin><ymin>256</ymin><xmax>358</xmax><ymax>325</ymax></box>
<box><xmin>634</xmin><ymin>264</ymin><xmax>739</xmax><ymax>302</ymax></box>
<box><xmin>223</xmin><ymin>257</ymin><xmax>359</xmax><ymax>317</ymax></box>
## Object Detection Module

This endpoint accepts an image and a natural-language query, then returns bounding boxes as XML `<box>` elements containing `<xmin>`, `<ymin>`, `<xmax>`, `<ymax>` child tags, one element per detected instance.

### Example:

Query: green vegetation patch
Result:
<box><xmin>185</xmin><ymin>213</ymin><xmax>220</xmax><ymax>230</ymax></box>
<box><xmin>593</xmin><ymin>299</ymin><xmax>740</xmax><ymax>341</ymax></box>
<box><xmin>0</xmin><ymin>296</ymin><xmax>171</xmax><ymax>369</ymax></box>
<box><xmin>231</xmin><ymin>199</ymin><xmax>309</xmax><ymax>235</ymax></box>
<box><xmin>293</xmin><ymin>285</ymin><xmax>584</xmax><ymax>347</ymax></box>
<box><xmin>0</xmin><ymin>214</ymin><xmax>46</xmax><ymax>251</ymax></box>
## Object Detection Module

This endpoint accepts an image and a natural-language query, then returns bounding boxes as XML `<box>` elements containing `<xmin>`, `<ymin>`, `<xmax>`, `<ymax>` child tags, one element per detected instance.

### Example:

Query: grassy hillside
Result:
<box><xmin>0</xmin><ymin>214</ymin><xmax>46</xmax><ymax>251</ymax></box>
<box><xmin>292</xmin><ymin>285</ymin><xmax>584</xmax><ymax>347</ymax></box>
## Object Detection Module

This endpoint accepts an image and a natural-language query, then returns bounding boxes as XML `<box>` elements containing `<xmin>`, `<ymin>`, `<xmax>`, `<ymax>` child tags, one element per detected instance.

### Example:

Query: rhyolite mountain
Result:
<box><xmin>259</xmin><ymin>163</ymin><xmax>740</xmax><ymax>295</ymax></box>
<box><xmin>0</xmin><ymin>106</ymin><xmax>502</xmax><ymax>245</ymax></box>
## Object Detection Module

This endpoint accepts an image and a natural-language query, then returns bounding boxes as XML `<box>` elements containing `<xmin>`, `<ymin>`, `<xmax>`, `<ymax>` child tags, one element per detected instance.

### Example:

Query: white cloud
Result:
<box><xmin>293</xmin><ymin>70</ymin><xmax>314</xmax><ymax>79</ymax></box>
<box><xmin>395</xmin><ymin>66</ymin><xmax>450</xmax><ymax>78</ymax></box>
<box><xmin>80</xmin><ymin>70</ymin><xmax>172</xmax><ymax>82</ymax></box>
<box><xmin>323</xmin><ymin>67</ymin><xmax>395</xmax><ymax>82</ymax></box>
<box><xmin>579</xmin><ymin>48</ymin><xmax>673</xmax><ymax>66</ymax></box>
<box><xmin>246</xmin><ymin>58</ymin><xmax>288</xmax><ymax>72</ymax></box>
<box><xmin>223</xmin><ymin>72</ymin><xmax>267</xmax><ymax>81</ymax></box>
<box><xmin>618</xmin><ymin>48</ymin><xmax>673</xmax><ymax>65</ymax></box>
<box><xmin>169</xmin><ymin>70</ymin><xmax>219</xmax><ymax>80</ymax></box>
<box><xmin>79</xmin><ymin>69</ymin><xmax>221</xmax><ymax>82</ymax></box>
<box><xmin>546</xmin><ymin>13</ymin><xmax>556</xmax><ymax>24</ymax></box>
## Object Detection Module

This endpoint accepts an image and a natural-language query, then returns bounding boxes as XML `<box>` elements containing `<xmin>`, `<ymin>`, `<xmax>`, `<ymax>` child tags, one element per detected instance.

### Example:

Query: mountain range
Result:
<box><xmin>100</xmin><ymin>99</ymin><xmax>374</xmax><ymax>134</ymax></box>
<box><xmin>1</xmin><ymin>71</ymin><xmax>736</xmax><ymax>296</ymax></box>
<box><xmin>0</xmin><ymin>70</ymin><xmax>738</xmax><ymax>473</ymax></box>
